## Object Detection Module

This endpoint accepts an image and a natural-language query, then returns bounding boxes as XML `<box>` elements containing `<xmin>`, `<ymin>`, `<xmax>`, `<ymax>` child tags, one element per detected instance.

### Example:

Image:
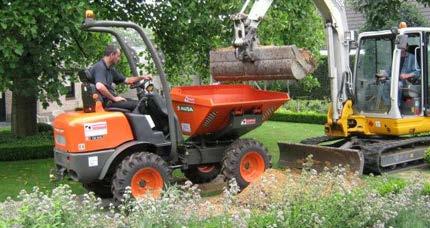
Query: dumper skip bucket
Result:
<box><xmin>170</xmin><ymin>85</ymin><xmax>289</xmax><ymax>137</ymax></box>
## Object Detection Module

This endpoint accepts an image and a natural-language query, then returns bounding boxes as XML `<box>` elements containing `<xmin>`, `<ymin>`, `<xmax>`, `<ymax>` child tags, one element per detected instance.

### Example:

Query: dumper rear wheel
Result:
<box><xmin>184</xmin><ymin>163</ymin><xmax>221</xmax><ymax>184</ymax></box>
<box><xmin>222</xmin><ymin>139</ymin><xmax>271</xmax><ymax>190</ymax></box>
<box><xmin>111</xmin><ymin>152</ymin><xmax>171</xmax><ymax>201</ymax></box>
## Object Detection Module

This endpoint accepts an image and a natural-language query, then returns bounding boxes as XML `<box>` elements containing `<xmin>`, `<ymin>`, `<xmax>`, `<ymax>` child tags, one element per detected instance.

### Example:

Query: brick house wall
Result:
<box><xmin>345</xmin><ymin>1</ymin><xmax>430</xmax><ymax>31</ymax></box>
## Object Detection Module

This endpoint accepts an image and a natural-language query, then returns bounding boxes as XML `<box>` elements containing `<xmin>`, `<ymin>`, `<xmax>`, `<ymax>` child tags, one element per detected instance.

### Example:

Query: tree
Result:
<box><xmin>93</xmin><ymin>0</ymin><xmax>325</xmax><ymax>85</ymax></box>
<box><xmin>0</xmin><ymin>1</ymin><xmax>109</xmax><ymax>137</ymax></box>
<box><xmin>349</xmin><ymin>0</ymin><xmax>430</xmax><ymax>31</ymax></box>
<box><xmin>0</xmin><ymin>0</ymin><xmax>325</xmax><ymax>136</ymax></box>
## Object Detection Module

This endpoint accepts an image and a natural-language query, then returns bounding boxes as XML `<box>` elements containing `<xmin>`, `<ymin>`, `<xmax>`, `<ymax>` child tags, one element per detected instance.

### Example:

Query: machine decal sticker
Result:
<box><xmin>375</xmin><ymin>121</ymin><xmax>381</xmax><ymax>128</ymax></box>
<box><xmin>88</xmin><ymin>156</ymin><xmax>98</xmax><ymax>167</ymax></box>
<box><xmin>184</xmin><ymin>96</ymin><xmax>195</xmax><ymax>103</ymax></box>
<box><xmin>78</xmin><ymin>143</ymin><xmax>85</xmax><ymax>151</ymax></box>
<box><xmin>89</xmin><ymin>136</ymin><xmax>103</xmax><ymax>140</ymax></box>
<box><xmin>84</xmin><ymin>122</ymin><xmax>107</xmax><ymax>137</ymax></box>
<box><xmin>181</xmin><ymin>123</ymin><xmax>191</xmax><ymax>132</ymax></box>
<box><xmin>241</xmin><ymin>118</ymin><xmax>257</xmax><ymax>125</ymax></box>
<box><xmin>177</xmin><ymin>105</ymin><xmax>194</xmax><ymax>112</ymax></box>
<box><xmin>144</xmin><ymin>115</ymin><xmax>156</xmax><ymax>128</ymax></box>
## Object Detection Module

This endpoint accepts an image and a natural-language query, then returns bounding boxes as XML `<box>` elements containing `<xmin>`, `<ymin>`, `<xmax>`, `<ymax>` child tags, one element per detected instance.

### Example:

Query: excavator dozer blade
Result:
<box><xmin>278</xmin><ymin>142</ymin><xmax>364</xmax><ymax>175</ymax></box>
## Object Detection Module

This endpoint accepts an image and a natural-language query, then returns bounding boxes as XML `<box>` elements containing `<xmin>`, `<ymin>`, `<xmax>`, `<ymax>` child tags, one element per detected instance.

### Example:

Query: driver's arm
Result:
<box><xmin>96</xmin><ymin>83</ymin><xmax>125</xmax><ymax>102</ymax></box>
<box><xmin>111</xmin><ymin>67</ymin><xmax>151</xmax><ymax>85</ymax></box>
<box><xmin>94</xmin><ymin>67</ymin><xmax>125</xmax><ymax>103</ymax></box>
<box><xmin>125</xmin><ymin>75</ymin><xmax>152</xmax><ymax>85</ymax></box>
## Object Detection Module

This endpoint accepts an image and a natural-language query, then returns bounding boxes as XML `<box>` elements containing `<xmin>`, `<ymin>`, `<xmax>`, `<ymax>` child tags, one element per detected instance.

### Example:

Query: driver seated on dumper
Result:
<box><xmin>90</xmin><ymin>44</ymin><xmax>151</xmax><ymax>111</ymax></box>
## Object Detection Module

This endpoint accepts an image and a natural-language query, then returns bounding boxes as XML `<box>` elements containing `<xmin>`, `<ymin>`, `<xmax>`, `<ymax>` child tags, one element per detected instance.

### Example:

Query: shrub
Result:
<box><xmin>37</xmin><ymin>123</ymin><xmax>53</xmax><ymax>133</ymax></box>
<box><xmin>283</xmin><ymin>99</ymin><xmax>329</xmax><ymax>113</ymax></box>
<box><xmin>387</xmin><ymin>209</ymin><xmax>430</xmax><ymax>228</ymax></box>
<box><xmin>0</xmin><ymin>144</ymin><xmax>53</xmax><ymax>161</ymax></box>
<box><xmin>367</xmin><ymin>176</ymin><xmax>407</xmax><ymax>196</ymax></box>
<box><xmin>376</xmin><ymin>178</ymin><xmax>407</xmax><ymax>196</ymax></box>
<box><xmin>3</xmin><ymin>166</ymin><xmax>430</xmax><ymax>227</ymax></box>
<box><xmin>0</xmin><ymin>130</ymin><xmax>53</xmax><ymax>161</ymax></box>
<box><xmin>424</xmin><ymin>147</ymin><xmax>430</xmax><ymax>164</ymax></box>
<box><xmin>422</xmin><ymin>182</ymin><xmax>430</xmax><ymax>196</ymax></box>
<box><xmin>270</xmin><ymin>109</ymin><xmax>326</xmax><ymax>124</ymax></box>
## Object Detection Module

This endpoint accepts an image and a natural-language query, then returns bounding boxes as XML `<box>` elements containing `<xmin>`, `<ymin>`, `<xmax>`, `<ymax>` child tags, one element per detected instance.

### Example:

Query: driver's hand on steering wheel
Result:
<box><xmin>142</xmin><ymin>74</ymin><xmax>152</xmax><ymax>80</ymax></box>
<box><xmin>113</xmin><ymin>96</ymin><xmax>126</xmax><ymax>102</ymax></box>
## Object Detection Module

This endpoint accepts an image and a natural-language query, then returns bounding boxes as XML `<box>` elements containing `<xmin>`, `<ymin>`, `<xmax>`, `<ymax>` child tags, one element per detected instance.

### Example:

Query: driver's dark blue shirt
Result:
<box><xmin>90</xmin><ymin>59</ymin><xmax>126</xmax><ymax>103</ymax></box>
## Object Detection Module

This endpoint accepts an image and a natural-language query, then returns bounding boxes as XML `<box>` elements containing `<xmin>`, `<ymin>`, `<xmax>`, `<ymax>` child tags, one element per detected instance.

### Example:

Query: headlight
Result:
<box><xmin>55</xmin><ymin>134</ymin><xmax>66</xmax><ymax>145</ymax></box>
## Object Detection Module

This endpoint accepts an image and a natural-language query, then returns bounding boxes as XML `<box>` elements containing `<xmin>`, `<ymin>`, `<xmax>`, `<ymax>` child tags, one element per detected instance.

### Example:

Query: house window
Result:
<box><xmin>66</xmin><ymin>82</ymin><xmax>75</xmax><ymax>99</ymax></box>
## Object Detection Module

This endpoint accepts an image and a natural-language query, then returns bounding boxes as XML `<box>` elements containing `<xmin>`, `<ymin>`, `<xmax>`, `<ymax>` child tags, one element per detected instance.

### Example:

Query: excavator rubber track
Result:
<box><xmin>278</xmin><ymin>135</ymin><xmax>429</xmax><ymax>175</ymax></box>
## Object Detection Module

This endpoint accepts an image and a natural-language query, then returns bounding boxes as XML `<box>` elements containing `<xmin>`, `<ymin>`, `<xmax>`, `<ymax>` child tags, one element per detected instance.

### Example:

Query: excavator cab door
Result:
<box><xmin>354</xmin><ymin>33</ymin><xmax>395</xmax><ymax>114</ymax></box>
<box><xmin>423</xmin><ymin>32</ymin><xmax>430</xmax><ymax>116</ymax></box>
<box><xmin>395</xmin><ymin>32</ymin><xmax>423</xmax><ymax>116</ymax></box>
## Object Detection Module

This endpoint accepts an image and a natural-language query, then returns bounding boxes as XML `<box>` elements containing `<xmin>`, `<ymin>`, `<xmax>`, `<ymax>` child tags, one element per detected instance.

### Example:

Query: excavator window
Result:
<box><xmin>426</xmin><ymin>33</ymin><xmax>430</xmax><ymax>113</ymax></box>
<box><xmin>355</xmin><ymin>35</ymin><xmax>394</xmax><ymax>114</ymax></box>
<box><xmin>399</xmin><ymin>33</ymin><xmax>422</xmax><ymax>116</ymax></box>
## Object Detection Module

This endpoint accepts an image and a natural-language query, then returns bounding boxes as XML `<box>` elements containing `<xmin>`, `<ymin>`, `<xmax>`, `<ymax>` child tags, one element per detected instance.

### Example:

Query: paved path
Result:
<box><xmin>0</xmin><ymin>122</ymin><xmax>10</xmax><ymax>128</ymax></box>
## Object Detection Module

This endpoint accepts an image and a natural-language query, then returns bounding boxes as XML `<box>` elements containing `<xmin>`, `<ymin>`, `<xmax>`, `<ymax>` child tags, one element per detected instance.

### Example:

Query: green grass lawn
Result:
<box><xmin>244</xmin><ymin>121</ymin><xmax>323</xmax><ymax>165</ymax></box>
<box><xmin>1</xmin><ymin>121</ymin><xmax>429</xmax><ymax>202</ymax></box>
<box><xmin>0</xmin><ymin>159</ymin><xmax>86</xmax><ymax>201</ymax></box>
<box><xmin>0</xmin><ymin>121</ymin><xmax>322</xmax><ymax>201</ymax></box>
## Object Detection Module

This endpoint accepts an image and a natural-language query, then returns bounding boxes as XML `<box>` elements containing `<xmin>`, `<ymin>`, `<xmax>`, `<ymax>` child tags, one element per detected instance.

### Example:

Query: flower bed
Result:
<box><xmin>1</xmin><ymin>166</ymin><xmax>430</xmax><ymax>227</ymax></box>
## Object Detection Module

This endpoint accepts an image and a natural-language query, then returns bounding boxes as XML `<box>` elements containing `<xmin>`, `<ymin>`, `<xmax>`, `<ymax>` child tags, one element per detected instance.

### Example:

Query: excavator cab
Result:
<box><xmin>279</xmin><ymin>28</ymin><xmax>430</xmax><ymax>174</ymax></box>
<box><xmin>354</xmin><ymin>32</ymin><xmax>423</xmax><ymax>116</ymax></box>
<box><xmin>354</xmin><ymin>31</ymin><xmax>424</xmax><ymax>119</ymax></box>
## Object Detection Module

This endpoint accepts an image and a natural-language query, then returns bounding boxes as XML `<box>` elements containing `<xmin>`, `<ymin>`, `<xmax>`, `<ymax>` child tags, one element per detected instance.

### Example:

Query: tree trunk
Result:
<box><xmin>11</xmin><ymin>91</ymin><xmax>37</xmax><ymax>137</ymax></box>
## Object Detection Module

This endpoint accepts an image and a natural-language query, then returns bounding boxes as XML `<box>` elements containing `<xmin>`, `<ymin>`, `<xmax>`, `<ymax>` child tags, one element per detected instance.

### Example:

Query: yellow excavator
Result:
<box><xmin>211</xmin><ymin>0</ymin><xmax>430</xmax><ymax>174</ymax></box>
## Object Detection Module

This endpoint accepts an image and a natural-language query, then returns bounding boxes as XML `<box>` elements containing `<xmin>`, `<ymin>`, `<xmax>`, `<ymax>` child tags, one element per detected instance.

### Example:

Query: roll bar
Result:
<box><xmin>82</xmin><ymin>19</ymin><xmax>179</xmax><ymax>162</ymax></box>
<box><xmin>85</xmin><ymin>27</ymin><xmax>143</xmax><ymax>97</ymax></box>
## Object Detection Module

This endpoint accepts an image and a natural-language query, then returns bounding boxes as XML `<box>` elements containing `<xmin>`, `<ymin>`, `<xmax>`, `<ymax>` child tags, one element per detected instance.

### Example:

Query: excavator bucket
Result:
<box><xmin>278</xmin><ymin>142</ymin><xmax>365</xmax><ymax>175</ymax></box>
<box><xmin>210</xmin><ymin>45</ymin><xmax>316</xmax><ymax>82</ymax></box>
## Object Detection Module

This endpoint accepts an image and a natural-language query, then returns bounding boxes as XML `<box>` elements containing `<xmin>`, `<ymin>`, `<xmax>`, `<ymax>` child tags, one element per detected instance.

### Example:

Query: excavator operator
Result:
<box><xmin>376</xmin><ymin>42</ymin><xmax>420</xmax><ymax>108</ymax></box>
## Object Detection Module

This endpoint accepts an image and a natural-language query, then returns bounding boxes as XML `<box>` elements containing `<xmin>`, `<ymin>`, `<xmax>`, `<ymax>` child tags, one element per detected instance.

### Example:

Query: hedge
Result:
<box><xmin>0</xmin><ymin>111</ymin><xmax>325</xmax><ymax>161</ymax></box>
<box><xmin>0</xmin><ymin>128</ymin><xmax>54</xmax><ymax>161</ymax></box>
<box><xmin>0</xmin><ymin>144</ymin><xmax>53</xmax><ymax>161</ymax></box>
<box><xmin>269</xmin><ymin>111</ymin><xmax>326</xmax><ymax>124</ymax></box>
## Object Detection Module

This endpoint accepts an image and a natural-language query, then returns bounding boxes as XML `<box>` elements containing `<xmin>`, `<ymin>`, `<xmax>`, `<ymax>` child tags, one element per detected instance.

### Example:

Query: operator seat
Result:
<box><xmin>145</xmin><ymin>93</ymin><xmax>169</xmax><ymax>134</ymax></box>
<box><xmin>78</xmin><ymin>69</ymin><xmax>98</xmax><ymax>113</ymax></box>
<box><xmin>78</xmin><ymin>69</ymin><xmax>130</xmax><ymax>113</ymax></box>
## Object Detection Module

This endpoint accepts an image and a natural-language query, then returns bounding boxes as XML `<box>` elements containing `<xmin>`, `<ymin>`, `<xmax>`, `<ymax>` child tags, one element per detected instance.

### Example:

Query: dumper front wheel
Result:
<box><xmin>184</xmin><ymin>163</ymin><xmax>221</xmax><ymax>184</ymax></box>
<box><xmin>222</xmin><ymin>139</ymin><xmax>271</xmax><ymax>190</ymax></box>
<box><xmin>112</xmin><ymin>152</ymin><xmax>171</xmax><ymax>201</ymax></box>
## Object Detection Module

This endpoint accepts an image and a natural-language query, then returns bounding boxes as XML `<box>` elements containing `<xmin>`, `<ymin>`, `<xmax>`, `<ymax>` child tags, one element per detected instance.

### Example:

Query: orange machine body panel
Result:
<box><xmin>170</xmin><ymin>85</ymin><xmax>289</xmax><ymax>137</ymax></box>
<box><xmin>53</xmin><ymin>110</ymin><xmax>134</xmax><ymax>153</ymax></box>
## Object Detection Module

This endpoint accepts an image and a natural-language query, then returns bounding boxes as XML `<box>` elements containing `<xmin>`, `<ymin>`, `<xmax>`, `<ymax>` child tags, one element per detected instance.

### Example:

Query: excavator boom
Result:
<box><xmin>210</xmin><ymin>0</ymin><xmax>364</xmax><ymax>173</ymax></box>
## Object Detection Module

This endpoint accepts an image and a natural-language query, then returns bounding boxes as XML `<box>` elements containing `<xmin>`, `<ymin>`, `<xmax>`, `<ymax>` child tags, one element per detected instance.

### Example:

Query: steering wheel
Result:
<box><xmin>130</xmin><ymin>78</ymin><xmax>150</xmax><ymax>89</ymax></box>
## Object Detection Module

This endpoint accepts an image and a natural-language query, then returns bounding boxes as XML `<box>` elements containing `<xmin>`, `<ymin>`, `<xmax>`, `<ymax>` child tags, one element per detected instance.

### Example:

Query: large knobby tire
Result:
<box><xmin>111</xmin><ymin>152</ymin><xmax>171</xmax><ymax>201</ymax></box>
<box><xmin>82</xmin><ymin>181</ymin><xmax>113</xmax><ymax>198</ymax></box>
<box><xmin>183</xmin><ymin>163</ymin><xmax>222</xmax><ymax>184</ymax></box>
<box><xmin>222</xmin><ymin>139</ymin><xmax>271</xmax><ymax>190</ymax></box>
